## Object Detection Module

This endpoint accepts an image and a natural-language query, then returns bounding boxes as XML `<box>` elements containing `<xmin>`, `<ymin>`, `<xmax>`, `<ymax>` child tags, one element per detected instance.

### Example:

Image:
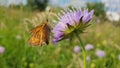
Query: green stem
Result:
<box><xmin>75</xmin><ymin>32</ymin><xmax>86</xmax><ymax>68</ymax></box>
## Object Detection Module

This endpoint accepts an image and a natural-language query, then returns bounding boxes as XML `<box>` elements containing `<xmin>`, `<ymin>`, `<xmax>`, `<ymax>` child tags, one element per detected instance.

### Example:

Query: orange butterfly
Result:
<box><xmin>29</xmin><ymin>22</ymin><xmax>51</xmax><ymax>46</ymax></box>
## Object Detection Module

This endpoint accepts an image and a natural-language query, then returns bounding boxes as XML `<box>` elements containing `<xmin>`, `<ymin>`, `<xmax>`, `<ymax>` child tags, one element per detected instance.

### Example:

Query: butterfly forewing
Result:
<box><xmin>30</xmin><ymin>24</ymin><xmax>43</xmax><ymax>37</ymax></box>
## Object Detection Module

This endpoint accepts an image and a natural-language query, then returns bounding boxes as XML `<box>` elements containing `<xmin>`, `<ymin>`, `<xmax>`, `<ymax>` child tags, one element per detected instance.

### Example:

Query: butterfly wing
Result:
<box><xmin>30</xmin><ymin>24</ymin><xmax>43</xmax><ymax>37</ymax></box>
<box><xmin>29</xmin><ymin>24</ymin><xmax>43</xmax><ymax>46</ymax></box>
<box><xmin>29</xmin><ymin>23</ymin><xmax>51</xmax><ymax>46</ymax></box>
<box><xmin>29</xmin><ymin>36</ymin><xmax>40</xmax><ymax>45</ymax></box>
<box><xmin>41</xmin><ymin>23</ymin><xmax>51</xmax><ymax>45</ymax></box>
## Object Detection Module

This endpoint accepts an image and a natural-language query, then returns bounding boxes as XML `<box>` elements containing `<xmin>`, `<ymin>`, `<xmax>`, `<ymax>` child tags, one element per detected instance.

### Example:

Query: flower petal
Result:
<box><xmin>53</xmin><ymin>22</ymin><xmax>67</xmax><ymax>32</ymax></box>
<box><xmin>82</xmin><ymin>10</ymin><xmax>94</xmax><ymax>23</ymax></box>
<box><xmin>53</xmin><ymin>31</ymin><xmax>64</xmax><ymax>38</ymax></box>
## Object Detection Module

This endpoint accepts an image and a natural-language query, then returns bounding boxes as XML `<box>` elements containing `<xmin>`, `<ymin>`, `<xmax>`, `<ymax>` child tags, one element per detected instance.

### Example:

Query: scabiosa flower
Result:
<box><xmin>74</xmin><ymin>46</ymin><xmax>81</xmax><ymax>53</ymax></box>
<box><xmin>96</xmin><ymin>50</ymin><xmax>106</xmax><ymax>58</ymax></box>
<box><xmin>52</xmin><ymin>8</ymin><xmax>94</xmax><ymax>44</ymax></box>
<box><xmin>0</xmin><ymin>46</ymin><xmax>5</xmax><ymax>54</ymax></box>
<box><xmin>85</xmin><ymin>44</ymin><xmax>94</xmax><ymax>51</ymax></box>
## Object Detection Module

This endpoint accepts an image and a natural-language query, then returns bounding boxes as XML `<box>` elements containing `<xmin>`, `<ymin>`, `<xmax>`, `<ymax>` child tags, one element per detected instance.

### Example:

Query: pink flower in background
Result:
<box><xmin>96</xmin><ymin>50</ymin><xmax>106</xmax><ymax>58</ymax></box>
<box><xmin>85</xmin><ymin>44</ymin><xmax>94</xmax><ymax>51</ymax></box>
<box><xmin>0</xmin><ymin>46</ymin><xmax>5</xmax><ymax>54</ymax></box>
<box><xmin>74</xmin><ymin>46</ymin><xmax>81</xmax><ymax>53</ymax></box>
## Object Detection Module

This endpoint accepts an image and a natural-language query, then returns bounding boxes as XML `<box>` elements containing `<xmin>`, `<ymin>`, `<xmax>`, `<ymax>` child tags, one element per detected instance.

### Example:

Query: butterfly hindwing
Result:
<box><xmin>42</xmin><ymin>23</ymin><xmax>51</xmax><ymax>45</ymax></box>
<box><xmin>29</xmin><ymin>23</ymin><xmax>51</xmax><ymax>46</ymax></box>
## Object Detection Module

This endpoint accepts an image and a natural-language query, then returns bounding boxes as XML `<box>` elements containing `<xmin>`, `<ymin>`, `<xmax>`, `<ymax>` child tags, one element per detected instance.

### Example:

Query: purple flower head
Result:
<box><xmin>0</xmin><ymin>46</ymin><xmax>5</xmax><ymax>54</ymax></box>
<box><xmin>85</xmin><ymin>44</ymin><xmax>94</xmax><ymax>51</ymax></box>
<box><xmin>96</xmin><ymin>50</ymin><xmax>106</xmax><ymax>58</ymax></box>
<box><xmin>74</xmin><ymin>46</ymin><xmax>81</xmax><ymax>53</ymax></box>
<box><xmin>52</xmin><ymin>8</ymin><xmax>94</xmax><ymax>43</ymax></box>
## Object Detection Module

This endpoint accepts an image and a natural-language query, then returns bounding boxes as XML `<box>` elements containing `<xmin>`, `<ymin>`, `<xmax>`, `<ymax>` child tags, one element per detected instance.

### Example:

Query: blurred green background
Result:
<box><xmin>0</xmin><ymin>0</ymin><xmax>120</xmax><ymax>68</ymax></box>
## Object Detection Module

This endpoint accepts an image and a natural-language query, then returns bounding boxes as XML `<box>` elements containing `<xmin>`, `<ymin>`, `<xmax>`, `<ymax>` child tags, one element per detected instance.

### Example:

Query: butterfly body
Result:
<box><xmin>29</xmin><ymin>23</ymin><xmax>51</xmax><ymax>46</ymax></box>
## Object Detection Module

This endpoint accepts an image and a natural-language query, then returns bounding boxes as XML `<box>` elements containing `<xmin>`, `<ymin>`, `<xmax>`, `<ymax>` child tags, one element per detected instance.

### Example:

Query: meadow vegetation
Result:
<box><xmin>0</xmin><ymin>6</ymin><xmax>120</xmax><ymax>68</ymax></box>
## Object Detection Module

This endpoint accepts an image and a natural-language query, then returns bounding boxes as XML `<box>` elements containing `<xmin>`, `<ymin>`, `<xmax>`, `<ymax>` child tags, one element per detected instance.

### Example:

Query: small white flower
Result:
<box><xmin>96</xmin><ymin>50</ymin><xmax>106</xmax><ymax>58</ymax></box>
<box><xmin>86</xmin><ymin>56</ymin><xmax>91</xmax><ymax>62</ymax></box>
<box><xmin>85</xmin><ymin>44</ymin><xmax>94</xmax><ymax>51</ymax></box>
<box><xmin>16</xmin><ymin>35</ymin><xmax>22</xmax><ymax>40</ymax></box>
<box><xmin>118</xmin><ymin>54</ymin><xmax>120</xmax><ymax>60</ymax></box>
<box><xmin>74</xmin><ymin>46</ymin><xmax>81</xmax><ymax>53</ymax></box>
<box><xmin>0</xmin><ymin>46</ymin><xmax>5</xmax><ymax>54</ymax></box>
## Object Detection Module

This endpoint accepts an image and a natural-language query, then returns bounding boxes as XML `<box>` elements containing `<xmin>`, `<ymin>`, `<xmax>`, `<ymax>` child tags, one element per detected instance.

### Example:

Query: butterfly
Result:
<box><xmin>29</xmin><ymin>22</ymin><xmax>51</xmax><ymax>46</ymax></box>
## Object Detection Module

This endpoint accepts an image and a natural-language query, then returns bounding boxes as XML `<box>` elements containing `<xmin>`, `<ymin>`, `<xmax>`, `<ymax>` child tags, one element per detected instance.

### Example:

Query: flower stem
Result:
<box><xmin>75</xmin><ymin>32</ymin><xmax>86</xmax><ymax>68</ymax></box>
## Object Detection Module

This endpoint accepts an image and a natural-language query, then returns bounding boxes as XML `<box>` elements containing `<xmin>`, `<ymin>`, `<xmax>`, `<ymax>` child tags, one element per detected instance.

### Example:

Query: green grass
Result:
<box><xmin>0</xmin><ymin>7</ymin><xmax>120</xmax><ymax>68</ymax></box>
